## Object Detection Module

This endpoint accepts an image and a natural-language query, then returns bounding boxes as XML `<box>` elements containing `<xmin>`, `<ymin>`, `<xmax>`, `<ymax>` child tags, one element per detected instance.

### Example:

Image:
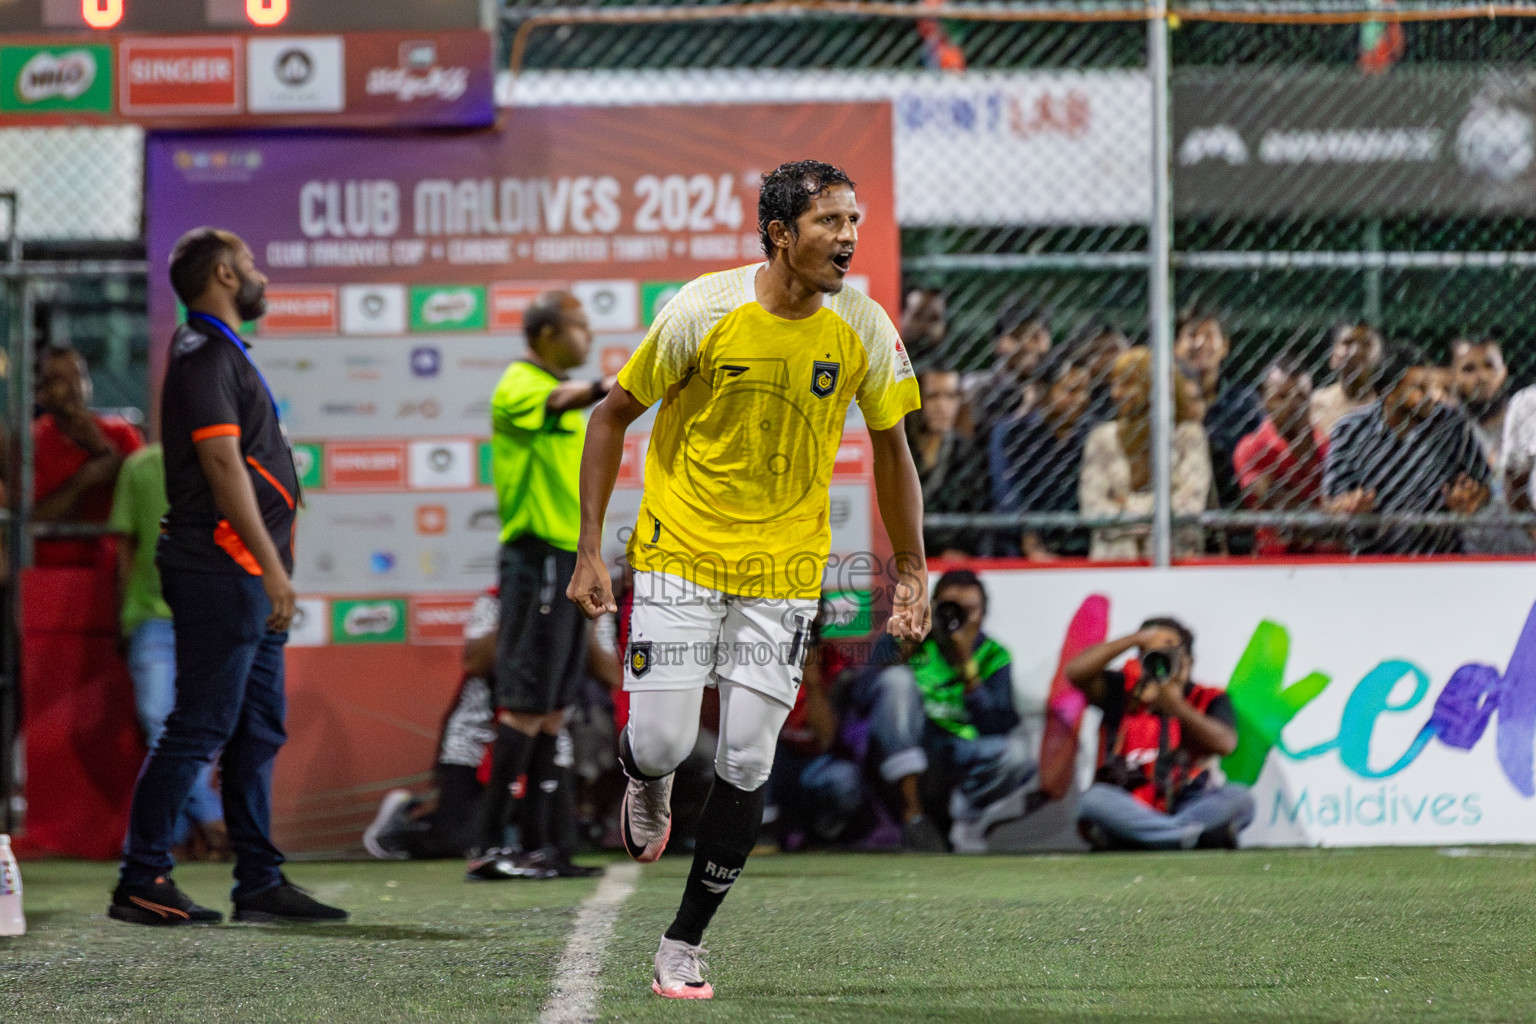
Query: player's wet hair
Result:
<box><xmin>758</xmin><ymin>160</ymin><xmax>856</xmax><ymax>260</ymax></box>
<box><xmin>169</xmin><ymin>227</ymin><xmax>239</xmax><ymax>306</ymax></box>
<box><xmin>524</xmin><ymin>290</ymin><xmax>575</xmax><ymax>348</ymax></box>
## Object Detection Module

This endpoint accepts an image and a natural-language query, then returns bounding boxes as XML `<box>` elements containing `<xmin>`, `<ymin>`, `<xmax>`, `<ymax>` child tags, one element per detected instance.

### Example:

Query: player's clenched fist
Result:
<box><xmin>886</xmin><ymin>575</ymin><xmax>931</xmax><ymax>642</ymax></box>
<box><xmin>567</xmin><ymin>548</ymin><xmax>617</xmax><ymax>619</ymax></box>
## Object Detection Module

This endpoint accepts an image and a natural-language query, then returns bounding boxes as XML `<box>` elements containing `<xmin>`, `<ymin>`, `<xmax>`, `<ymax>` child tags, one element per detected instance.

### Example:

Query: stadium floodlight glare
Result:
<box><xmin>246</xmin><ymin>0</ymin><xmax>287</xmax><ymax>26</ymax></box>
<box><xmin>81</xmin><ymin>0</ymin><xmax>122</xmax><ymax>29</ymax></box>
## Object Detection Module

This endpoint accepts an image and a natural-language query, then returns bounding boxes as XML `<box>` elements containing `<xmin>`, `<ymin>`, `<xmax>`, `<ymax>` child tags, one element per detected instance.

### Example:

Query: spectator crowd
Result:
<box><xmin>901</xmin><ymin>288</ymin><xmax>1536</xmax><ymax>560</ymax></box>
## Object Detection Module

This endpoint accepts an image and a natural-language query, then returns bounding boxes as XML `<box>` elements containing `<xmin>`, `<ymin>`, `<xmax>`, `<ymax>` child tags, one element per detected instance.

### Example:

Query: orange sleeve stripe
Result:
<box><xmin>245</xmin><ymin>456</ymin><xmax>295</xmax><ymax>510</ymax></box>
<box><xmin>191</xmin><ymin>423</ymin><xmax>240</xmax><ymax>443</ymax></box>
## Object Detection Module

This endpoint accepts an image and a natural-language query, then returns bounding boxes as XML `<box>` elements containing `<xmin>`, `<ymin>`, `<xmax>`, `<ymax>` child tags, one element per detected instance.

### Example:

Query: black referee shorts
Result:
<box><xmin>494</xmin><ymin>535</ymin><xmax>587</xmax><ymax>715</ymax></box>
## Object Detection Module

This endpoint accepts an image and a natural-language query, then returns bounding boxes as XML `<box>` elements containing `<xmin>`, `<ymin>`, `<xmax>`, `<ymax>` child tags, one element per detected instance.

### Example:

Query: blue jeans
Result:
<box><xmin>860</xmin><ymin>665</ymin><xmax>1036</xmax><ymax>814</ymax></box>
<box><xmin>127</xmin><ymin>618</ymin><xmax>224</xmax><ymax>843</ymax></box>
<box><xmin>1077</xmin><ymin>782</ymin><xmax>1256</xmax><ymax>850</ymax></box>
<box><xmin>120</xmin><ymin>569</ymin><xmax>288</xmax><ymax>898</ymax></box>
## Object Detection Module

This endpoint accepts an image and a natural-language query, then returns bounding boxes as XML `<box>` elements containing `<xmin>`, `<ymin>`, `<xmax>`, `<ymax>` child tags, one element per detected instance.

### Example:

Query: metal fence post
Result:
<box><xmin>1148</xmin><ymin>0</ymin><xmax>1174</xmax><ymax>568</ymax></box>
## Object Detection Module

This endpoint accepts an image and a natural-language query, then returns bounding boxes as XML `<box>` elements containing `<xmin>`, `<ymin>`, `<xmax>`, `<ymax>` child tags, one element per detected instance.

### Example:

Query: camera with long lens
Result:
<box><xmin>1140</xmin><ymin>649</ymin><xmax>1180</xmax><ymax>682</ymax></box>
<box><xmin>932</xmin><ymin>600</ymin><xmax>967</xmax><ymax>636</ymax></box>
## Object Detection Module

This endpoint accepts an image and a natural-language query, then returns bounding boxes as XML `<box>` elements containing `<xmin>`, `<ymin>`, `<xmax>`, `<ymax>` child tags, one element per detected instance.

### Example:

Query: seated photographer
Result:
<box><xmin>1064</xmin><ymin>618</ymin><xmax>1253</xmax><ymax>851</ymax></box>
<box><xmin>858</xmin><ymin>569</ymin><xmax>1034</xmax><ymax>852</ymax></box>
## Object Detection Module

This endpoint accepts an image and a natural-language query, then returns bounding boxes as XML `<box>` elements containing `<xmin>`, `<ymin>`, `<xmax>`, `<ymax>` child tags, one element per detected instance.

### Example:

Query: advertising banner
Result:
<box><xmin>979</xmin><ymin>561</ymin><xmax>1536</xmax><ymax>848</ymax></box>
<box><xmin>509</xmin><ymin>69</ymin><xmax>1152</xmax><ymax>226</ymax></box>
<box><xmin>1175</xmin><ymin>68</ymin><xmax>1536</xmax><ymax>217</ymax></box>
<box><xmin>146</xmin><ymin>104</ymin><xmax>898</xmax><ymax>849</ymax></box>
<box><xmin>0</xmin><ymin>30</ymin><xmax>493</xmax><ymax>128</ymax></box>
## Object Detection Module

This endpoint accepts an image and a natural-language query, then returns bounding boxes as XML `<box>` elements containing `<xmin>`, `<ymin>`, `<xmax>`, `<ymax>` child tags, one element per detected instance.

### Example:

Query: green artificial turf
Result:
<box><xmin>0</xmin><ymin>859</ymin><xmax>601</xmax><ymax>1024</ymax></box>
<box><xmin>6</xmin><ymin>848</ymin><xmax>1536</xmax><ymax>1023</ymax></box>
<box><xmin>598</xmin><ymin>848</ymin><xmax>1536</xmax><ymax>1024</ymax></box>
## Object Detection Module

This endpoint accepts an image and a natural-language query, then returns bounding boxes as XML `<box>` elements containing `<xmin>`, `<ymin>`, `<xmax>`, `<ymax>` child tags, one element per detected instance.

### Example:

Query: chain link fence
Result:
<box><xmin>0</xmin><ymin>2</ymin><xmax>1533</xmax><ymax>569</ymax></box>
<box><xmin>500</xmin><ymin>0</ymin><xmax>1536</xmax><ymax>564</ymax></box>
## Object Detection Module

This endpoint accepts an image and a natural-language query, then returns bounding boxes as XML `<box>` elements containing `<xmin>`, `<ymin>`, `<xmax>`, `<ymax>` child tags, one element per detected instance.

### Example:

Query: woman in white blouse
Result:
<box><xmin>1078</xmin><ymin>347</ymin><xmax>1213</xmax><ymax>560</ymax></box>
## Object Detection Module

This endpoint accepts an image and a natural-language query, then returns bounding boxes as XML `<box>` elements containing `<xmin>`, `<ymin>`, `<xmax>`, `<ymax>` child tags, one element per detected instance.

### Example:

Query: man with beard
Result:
<box><xmin>111</xmin><ymin>228</ymin><xmax>347</xmax><ymax>927</ymax></box>
<box><xmin>1323</xmin><ymin>344</ymin><xmax>1490</xmax><ymax>555</ymax></box>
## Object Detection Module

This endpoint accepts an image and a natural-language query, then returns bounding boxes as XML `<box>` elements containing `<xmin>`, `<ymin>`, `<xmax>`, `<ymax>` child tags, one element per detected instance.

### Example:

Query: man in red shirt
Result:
<box><xmin>33</xmin><ymin>347</ymin><xmax>143</xmax><ymax>566</ymax></box>
<box><xmin>1234</xmin><ymin>358</ymin><xmax>1330</xmax><ymax>556</ymax></box>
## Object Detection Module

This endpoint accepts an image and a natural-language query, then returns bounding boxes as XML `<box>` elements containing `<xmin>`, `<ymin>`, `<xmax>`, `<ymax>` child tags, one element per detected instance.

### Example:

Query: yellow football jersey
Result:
<box><xmin>617</xmin><ymin>263</ymin><xmax>919</xmax><ymax>599</ymax></box>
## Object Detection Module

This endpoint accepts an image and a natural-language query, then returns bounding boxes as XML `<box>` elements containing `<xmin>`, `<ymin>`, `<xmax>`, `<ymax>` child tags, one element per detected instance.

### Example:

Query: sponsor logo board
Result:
<box><xmin>409</xmin><ymin>440</ymin><xmax>474</xmax><ymax>490</ymax></box>
<box><xmin>331</xmin><ymin>598</ymin><xmax>407</xmax><ymax>644</ymax></box>
<box><xmin>410</xmin><ymin>595</ymin><xmax>479</xmax><ymax>644</ymax></box>
<box><xmin>572</xmin><ymin>280</ymin><xmax>639</xmax><ymax>333</ymax></box>
<box><xmin>410</xmin><ymin>346</ymin><xmax>441</xmax><ymax>377</ymax></box>
<box><xmin>410</xmin><ymin>285</ymin><xmax>487</xmax><ymax>332</ymax></box>
<box><xmin>261</xmin><ymin>285</ymin><xmax>337</xmax><ymax>333</ymax></box>
<box><xmin>489</xmin><ymin>282</ymin><xmax>562</xmax><ymax>330</ymax></box>
<box><xmin>0</xmin><ymin>45</ymin><xmax>112</xmax><ymax>113</ymax></box>
<box><xmin>286</xmin><ymin>598</ymin><xmax>330</xmax><ymax>647</ymax></box>
<box><xmin>415</xmin><ymin>504</ymin><xmax>447</xmax><ymax>534</ymax></box>
<box><xmin>247</xmin><ymin>37</ymin><xmax>345</xmax><ymax>114</ymax></box>
<box><xmin>339</xmin><ymin>283</ymin><xmax>406</xmax><ymax>334</ymax></box>
<box><xmin>326</xmin><ymin>441</ymin><xmax>406</xmax><ymax>490</ymax></box>
<box><xmin>291</xmin><ymin>442</ymin><xmax>323</xmax><ymax>490</ymax></box>
<box><xmin>600</xmin><ymin>346</ymin><xmax>630</xmax><ymax>376</ymax></box>
<box><xmin>120</xmin><ymin>38</ymin><xmax>241</xmax><ymax>115</ymax></box>
<box><xmin>365</xmin><ymin>40</ymin><xmax>470</xmax><ymax>104</ymax></box>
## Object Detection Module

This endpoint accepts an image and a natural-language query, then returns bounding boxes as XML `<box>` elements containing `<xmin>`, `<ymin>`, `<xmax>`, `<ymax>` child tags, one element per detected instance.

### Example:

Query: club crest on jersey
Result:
<box><xmin>811</xmin><ymin>361</ymin><xmax>840</xmax><ymax>398</ymax></box>
<box><xmin>628</xmin><ymin>641</ymin><xmax>653</xmax><ymax>678</ymax></box>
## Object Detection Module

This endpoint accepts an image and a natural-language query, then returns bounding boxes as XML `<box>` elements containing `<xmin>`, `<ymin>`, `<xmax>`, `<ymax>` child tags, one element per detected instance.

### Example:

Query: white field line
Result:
<box><xmin>538</xmin><ymin>861</ymin><xmax>640</xmax><ymax>1024</ymax></box>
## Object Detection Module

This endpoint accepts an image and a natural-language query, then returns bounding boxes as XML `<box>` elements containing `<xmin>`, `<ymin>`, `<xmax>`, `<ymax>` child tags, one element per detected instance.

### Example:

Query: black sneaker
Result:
<box><xmin>109</xmin><ymin>876</ymin><xmax>223</xmax><ymax>926</ymax></box>
<box><xmin>232</xmin><ymin>877</ymin><xmax>349</xmax><ymax>923</ymax></box>
<box><xmin>523</xmin><ymin>846</ymin><xmax>604</xmax><ymax>879</ymax></box>
<box><xmin>465</xmin><ymin>847</ymin><xmax>554</xmax><ymax>881</ymax></box>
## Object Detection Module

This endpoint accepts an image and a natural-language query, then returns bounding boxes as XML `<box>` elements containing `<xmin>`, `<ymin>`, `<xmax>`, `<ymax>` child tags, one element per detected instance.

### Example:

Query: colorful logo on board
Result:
<box><xmin>332</xmin><ymin>599</ymin><xmax>407</xmax><ymax>644</ymax></box>
<box><xmin>410</xmin><ymin>285</ymin><xmax>487</xmax><ymax>332</ymax></box>
<box><xmin>0</xmin><ymin>46</ymin><xmax>112</xmax><ymax>113</ymax></box>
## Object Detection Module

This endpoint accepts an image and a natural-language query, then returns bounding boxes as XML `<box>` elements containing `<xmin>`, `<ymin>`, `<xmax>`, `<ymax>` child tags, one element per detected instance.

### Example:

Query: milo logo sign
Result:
<box><xmin>410</xmin><ymin>285</ymin><xmax>487</xmax><ymax>332</ymax></box>
<box><xmin>0</xmin><ymin>46</ymin><xmax>112</xmax><ymax>113</ymax></box>
<box><xmin>332</xmin><ymin>599</ymin><xmax>408</xmax><ymax>644</ymax></box>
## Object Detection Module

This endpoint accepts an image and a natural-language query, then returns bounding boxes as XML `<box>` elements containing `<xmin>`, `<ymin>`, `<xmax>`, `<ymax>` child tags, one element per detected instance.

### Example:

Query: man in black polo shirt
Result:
<box><xmin>110</xmin><ymin>228</ymin><xmax>346</xmax><ymax>926</ymax></box>
<box><xmin>1324</xmin><ymin>343</ymin><xmax>1490</xmax><ymax>555</ymax></box>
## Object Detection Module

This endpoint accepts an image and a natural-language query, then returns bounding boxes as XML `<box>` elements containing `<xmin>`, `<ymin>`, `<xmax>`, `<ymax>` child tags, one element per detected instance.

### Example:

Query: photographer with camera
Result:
<box><xmin>856</xmin><ymin>569</ymin><xmax>1034</xmax><ymax>852</ymax></box>
<box><xmin>1064</xmin><ymin>618</ymin><xmax>1254</xmax><ymax>850</ymax></box>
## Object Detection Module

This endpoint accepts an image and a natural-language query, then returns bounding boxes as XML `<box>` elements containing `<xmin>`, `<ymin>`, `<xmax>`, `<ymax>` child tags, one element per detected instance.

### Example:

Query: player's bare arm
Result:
<box><xmin>869</xmin><ymin>422</ymin><xmax>929</xmax><ymax>642</ymax></box>
<box><xmin>568</xmin><ymin>382</ymin><xmax>649</xmax><ymax>618</ymax></box>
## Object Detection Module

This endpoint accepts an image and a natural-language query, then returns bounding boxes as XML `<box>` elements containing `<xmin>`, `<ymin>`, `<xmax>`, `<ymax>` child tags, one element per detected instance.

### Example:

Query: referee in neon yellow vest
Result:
<box><xmin>467</xmin><ymin>291</ymin><xmax>614</xmax><ymax>881</ymax></box>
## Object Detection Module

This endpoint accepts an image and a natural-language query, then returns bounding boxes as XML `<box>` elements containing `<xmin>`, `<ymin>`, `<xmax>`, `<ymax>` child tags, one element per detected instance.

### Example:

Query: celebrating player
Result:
<box><xmin>566</xmin><ymin>160</ymin><xmax>930</xmax><ymax>999</ymax></box>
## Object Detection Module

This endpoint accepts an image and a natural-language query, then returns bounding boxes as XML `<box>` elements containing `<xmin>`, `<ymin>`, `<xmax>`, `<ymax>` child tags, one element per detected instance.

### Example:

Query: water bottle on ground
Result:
<box><xmin>0</xmin><ymin>834</ymin><xmax>24</xmax><ymax>936</ymax></box>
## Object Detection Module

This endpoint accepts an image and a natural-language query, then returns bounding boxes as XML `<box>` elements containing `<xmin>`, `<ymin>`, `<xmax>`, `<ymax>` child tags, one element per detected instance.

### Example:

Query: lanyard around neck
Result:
<box><xmin>188</xmin><ymin>312</ymin><xmax>282</xmax><ymax>421</ymax></box>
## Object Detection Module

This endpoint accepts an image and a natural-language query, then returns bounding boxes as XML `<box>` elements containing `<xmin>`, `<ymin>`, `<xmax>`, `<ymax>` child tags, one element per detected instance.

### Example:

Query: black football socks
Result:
<box><xmin>519</xmin><ymin>731</ymin><xmax>561</xmax><ymax>852</ymax></box>
<box><xmin>664</xmin><ymin>773</ymin><xmax>766</xmax><ymax>946</ymax></box>
<box><xmin>474</xmin><ymin>722</ymin><xmax>536</xmax><ymax>852</ymax></box>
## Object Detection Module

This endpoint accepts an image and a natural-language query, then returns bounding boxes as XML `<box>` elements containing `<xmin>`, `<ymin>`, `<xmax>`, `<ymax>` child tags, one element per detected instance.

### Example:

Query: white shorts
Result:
<box><xmin>624</xmin><ymin>572</ymin><xmax>818</xmax><ymax>709</ymax></box>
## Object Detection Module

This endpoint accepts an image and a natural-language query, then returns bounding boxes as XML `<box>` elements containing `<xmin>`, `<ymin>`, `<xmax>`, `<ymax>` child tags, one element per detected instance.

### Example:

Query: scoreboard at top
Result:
<box><xmin>0</xmin><ymin>0</ymin><xmax>487</xmax><ymax>33</ymax></box>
